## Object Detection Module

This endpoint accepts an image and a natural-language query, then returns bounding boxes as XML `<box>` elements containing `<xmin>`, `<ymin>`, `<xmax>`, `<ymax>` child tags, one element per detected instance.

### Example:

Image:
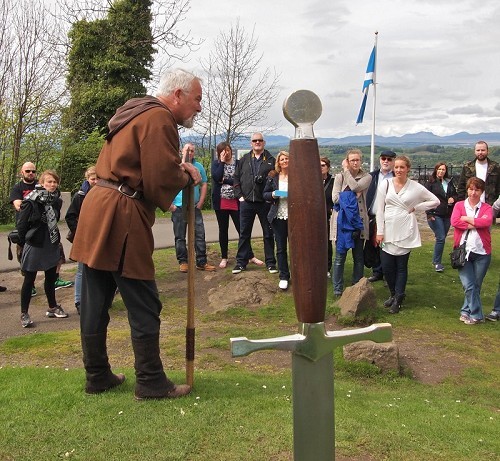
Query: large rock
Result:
<box><xmin>208</xmin><ymin>271</ymin><xmax>277</xmax><ymax>312</ymax></box>
<box><xmin>343</xmin><ymin>340</ymin><xmax>400</xmax><ymax>373</ymax></box>
<box><xmin>338</xmin><ymin>277</ymin><xmax>377</xmax><ymax>317</ymax></box>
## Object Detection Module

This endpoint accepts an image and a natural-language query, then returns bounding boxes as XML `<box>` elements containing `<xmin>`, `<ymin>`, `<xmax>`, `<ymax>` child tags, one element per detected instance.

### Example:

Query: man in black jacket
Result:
<box><xmin>232</xmin><ymin>133</ymin><xmax>276</xmax><ymax>274</ymax></box>
<box><xmin>456</xmin><ymin>141</ymin><xmax>500</xmax><ymax>205</ymax></box>
<box><xmin>365</xmin><ymin>150</ymin><xmax>396</xmax><ymax>282</ymax></box>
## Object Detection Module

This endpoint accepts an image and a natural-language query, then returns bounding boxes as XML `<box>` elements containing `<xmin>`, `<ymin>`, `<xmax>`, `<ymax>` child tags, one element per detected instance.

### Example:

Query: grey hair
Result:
<box><xmin>156</xmin><ymin>68</ymin><xmax>201</xmax><ymax>96</ymax></box>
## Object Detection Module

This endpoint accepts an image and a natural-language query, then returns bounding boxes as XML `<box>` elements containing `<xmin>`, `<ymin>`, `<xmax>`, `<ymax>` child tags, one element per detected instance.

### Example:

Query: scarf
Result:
<box><xmin>25</xmin><ymin>187</ymin><xmax>60</xmax><ymax>244</ymax></box>
<box><xmin>221</xmin><ymin>162</ymin><xmax>236</xmax><ymax>200</ymax></box>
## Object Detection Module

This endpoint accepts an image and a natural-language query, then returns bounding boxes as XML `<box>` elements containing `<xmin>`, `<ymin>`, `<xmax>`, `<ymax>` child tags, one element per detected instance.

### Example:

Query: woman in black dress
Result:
<box><xmin>17</xmin><ymin>170</ymin><xmax>68</xmax><ymax>328</ymax></box>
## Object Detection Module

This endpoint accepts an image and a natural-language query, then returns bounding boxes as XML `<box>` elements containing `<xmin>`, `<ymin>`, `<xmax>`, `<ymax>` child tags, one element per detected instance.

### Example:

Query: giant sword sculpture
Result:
<box><xmin>230</xmin><ymin>90</ymin><xmax>392</xmax><ymax>461</ymax></box>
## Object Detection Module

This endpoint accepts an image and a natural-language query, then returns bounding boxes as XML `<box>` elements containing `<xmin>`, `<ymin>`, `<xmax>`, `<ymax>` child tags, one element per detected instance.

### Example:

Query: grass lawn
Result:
<box><xmin>0</xmin><ymin>229</ymin><xmax>498</xmax><ymax>461</ymax></box>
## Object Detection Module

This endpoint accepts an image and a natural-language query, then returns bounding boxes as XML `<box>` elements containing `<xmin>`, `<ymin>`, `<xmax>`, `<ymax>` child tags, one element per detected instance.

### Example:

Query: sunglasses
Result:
<box><xmin>380</xmin><ymin>157</ymin><xmax>393</xmax><ymax>161</ymax></box>
<box><xmin>24</xmin><ymin>170</ymin><xmax>36</xmax><ymax>173</ymax></box>
<box><xmin>320</xmin><ymin>163</ymin><xmax>327</xmax><ymax>167</ymax></box>
<box><xmin>251</xmin><ymin>139</ymin><xmax>264</xmax><ymax>143</ymax></box>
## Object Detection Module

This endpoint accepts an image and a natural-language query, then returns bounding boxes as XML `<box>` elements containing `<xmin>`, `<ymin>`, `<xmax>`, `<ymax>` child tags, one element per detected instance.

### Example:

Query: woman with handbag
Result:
<box><xmin>450</xmin><ymin>177</ymin><xmax>493</xmax><ymax>325</ymax></box>
<box><xmin>17</xmin><ymin>170</ymin><xmax>68</xmax><ymax>328</ymax></box>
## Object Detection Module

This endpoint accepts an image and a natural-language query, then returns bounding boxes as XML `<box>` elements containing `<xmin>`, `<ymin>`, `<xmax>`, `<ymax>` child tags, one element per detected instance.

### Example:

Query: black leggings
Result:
<box><xmin>215</xmin><ymin>209</ymin><xmax>240</xmax><ymax>259</ymax></box>
<box><xmin>21</xmin><ymin>267</ymin><xmax>58</xmax><ymax>313</ymax></box>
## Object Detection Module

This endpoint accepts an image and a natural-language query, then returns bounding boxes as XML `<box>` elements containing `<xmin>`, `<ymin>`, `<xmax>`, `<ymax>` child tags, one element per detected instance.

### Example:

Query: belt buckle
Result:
<box><xmin>118</xmin><ymin>183</ymin><xmax>139</xmax><ymax>199</ymax></box>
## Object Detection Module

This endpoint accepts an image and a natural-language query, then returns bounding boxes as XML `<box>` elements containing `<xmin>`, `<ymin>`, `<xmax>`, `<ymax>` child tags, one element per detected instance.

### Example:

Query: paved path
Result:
<box><xmin>0</xmin><ymin>212</ymin><xmax>263</xmax><ymax>272</ymax></box>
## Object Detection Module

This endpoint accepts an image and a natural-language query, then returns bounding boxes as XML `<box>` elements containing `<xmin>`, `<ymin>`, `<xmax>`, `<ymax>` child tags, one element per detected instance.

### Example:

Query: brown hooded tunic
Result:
<box><xmin>70</xmin><ymin>96</ymin><xmax>190</xmax><ymax>280</ymax></box>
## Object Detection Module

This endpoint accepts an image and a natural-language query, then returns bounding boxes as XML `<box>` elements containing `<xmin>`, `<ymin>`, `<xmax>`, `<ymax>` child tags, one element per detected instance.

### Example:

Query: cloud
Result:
<box><xmin>448</xmin><ymin>105</ymin><xmax>484</xmax><ymax>115</ymax></box>
<box><xmin>186</xmin><ymin>0</ymin><xmax>500</xmax><ymax>137</ymax></box>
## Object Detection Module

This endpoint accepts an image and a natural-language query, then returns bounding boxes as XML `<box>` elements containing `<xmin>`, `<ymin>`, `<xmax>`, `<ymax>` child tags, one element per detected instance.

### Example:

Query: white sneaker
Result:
<box><xmin>278</xmin><ymin>280</ymin><xmax>288</xmax><ymax>290</ymax></box>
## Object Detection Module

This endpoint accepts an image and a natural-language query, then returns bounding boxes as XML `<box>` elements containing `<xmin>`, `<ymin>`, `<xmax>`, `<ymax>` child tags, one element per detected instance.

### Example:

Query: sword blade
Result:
<box><xmin>292</xmin><ymin>352</ymin><xmax>334</xmax><ymax>461</ymax></box>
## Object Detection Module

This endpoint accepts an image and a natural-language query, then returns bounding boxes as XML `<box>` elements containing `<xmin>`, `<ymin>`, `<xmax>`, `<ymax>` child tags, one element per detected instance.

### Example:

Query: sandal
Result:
<box><xmin>219</xmin><ymin>259</ymin><xmax>228</xmax><ymax>268</ymax></box>
<box><xmin>249</xmin><ymin>257</ymin><xmax>264</xmax><ymax>266</ymax></box>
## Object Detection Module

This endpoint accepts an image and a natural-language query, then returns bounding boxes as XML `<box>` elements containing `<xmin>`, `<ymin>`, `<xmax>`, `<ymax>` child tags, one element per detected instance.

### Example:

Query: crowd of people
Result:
<box><xmin>3</xmin><ymin>69</ymin><xmax>499</xmax><ymax>399</ymax></box>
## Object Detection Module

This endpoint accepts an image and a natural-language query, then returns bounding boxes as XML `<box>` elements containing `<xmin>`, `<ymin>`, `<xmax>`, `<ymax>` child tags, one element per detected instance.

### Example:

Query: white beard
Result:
<box><xmin>182</xmin><ymin>115</ymin><xmax>195</xmax><ymax>129</ymax></box>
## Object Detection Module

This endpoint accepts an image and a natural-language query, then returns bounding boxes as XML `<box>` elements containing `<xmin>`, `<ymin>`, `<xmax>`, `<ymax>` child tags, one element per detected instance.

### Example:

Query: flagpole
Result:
<box><xmin>370</xmin><ymin>31</ymin><xmax>378</xmax><ymax>172</ymax></box>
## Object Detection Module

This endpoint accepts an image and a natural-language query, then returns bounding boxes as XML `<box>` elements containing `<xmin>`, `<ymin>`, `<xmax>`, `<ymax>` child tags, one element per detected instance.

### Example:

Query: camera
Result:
<box><xmin>254</xmin><ymin>175</ymin><xmax>264</xmax><ymax>184</ymax></box>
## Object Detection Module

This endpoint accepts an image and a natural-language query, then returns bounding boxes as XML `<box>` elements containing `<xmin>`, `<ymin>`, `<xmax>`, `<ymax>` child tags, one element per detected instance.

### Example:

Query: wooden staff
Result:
<box><xmin>185</xmin><ymin>183</ymin><xmax>195</xmax><ymax>386</ymax></box>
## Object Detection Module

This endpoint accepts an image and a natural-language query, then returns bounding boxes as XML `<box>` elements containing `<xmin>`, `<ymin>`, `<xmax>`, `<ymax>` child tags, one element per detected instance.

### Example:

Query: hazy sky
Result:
<box><xmin>185</xmin><ymin>0</ymin><xmax>500</xmax><ymax>139</ymax></box>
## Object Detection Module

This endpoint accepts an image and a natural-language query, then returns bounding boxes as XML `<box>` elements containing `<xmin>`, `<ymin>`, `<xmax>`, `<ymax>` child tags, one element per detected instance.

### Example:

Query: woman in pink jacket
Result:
<box><xmin>450</xmin><ymin>177</ymin><xmax>493</xmax><ymax>325</ymax></box>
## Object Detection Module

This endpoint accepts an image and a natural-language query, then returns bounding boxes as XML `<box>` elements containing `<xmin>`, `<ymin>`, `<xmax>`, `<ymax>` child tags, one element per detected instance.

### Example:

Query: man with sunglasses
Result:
<box><xmin>9</xmin><ymin>162</ymin><xmax>38</xmax><ymax>215</ymax></box>
<box><xmin>365</xmin><ymin>150</ymin><xmax>396</xmax><ymax>282</ymax></box>
<box><xmin>9</xmin><ymin>163</ymin><xmax>38</xmax><ymax>294</ymax></box>
<box><xmin>232</xmin><ymin>133</ymin><xmax>277</xmax><ymax>274</ymax></box>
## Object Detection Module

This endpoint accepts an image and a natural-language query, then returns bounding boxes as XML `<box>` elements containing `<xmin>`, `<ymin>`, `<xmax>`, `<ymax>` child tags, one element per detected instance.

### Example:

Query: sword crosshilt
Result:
<box><xmin>230</xmin><ymin>90</ymin><xmax>392</xmax><ymax>461</ymax></box>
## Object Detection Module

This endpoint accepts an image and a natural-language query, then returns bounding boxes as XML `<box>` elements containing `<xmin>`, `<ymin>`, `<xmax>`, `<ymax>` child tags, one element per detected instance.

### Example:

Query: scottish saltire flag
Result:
<box><xmin>356</xmin><ymin>46</ymin><xmax>376</xmax><ymax>124</ymax></box>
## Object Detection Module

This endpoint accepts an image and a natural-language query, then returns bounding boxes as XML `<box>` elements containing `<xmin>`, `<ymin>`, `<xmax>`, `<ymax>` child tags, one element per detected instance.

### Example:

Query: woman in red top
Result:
<box><xmin>450</xmin><ymin>177</ymin><xmax>493</xmax><ymax>325</ymax></box>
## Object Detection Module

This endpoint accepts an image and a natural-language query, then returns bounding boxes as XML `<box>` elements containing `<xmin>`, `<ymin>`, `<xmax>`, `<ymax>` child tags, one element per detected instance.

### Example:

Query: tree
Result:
<box><xmin>64</xmin><ymin>0</ymin><xmax>155</xmax><ymax>135</ymax></box>
<box><xmin>61</xmin><ymin>0</ymin><xmax>201</xmax><ymax>136</ymax></box>
<box><xmin>0</xmin><ymin>0</ymin><xmax>66</xmax><ymax>223</ymax></box>
<box><xmin>196</xmin><ymin>20</ymin><xmax>280</xmax><ymax>154</ymax></box>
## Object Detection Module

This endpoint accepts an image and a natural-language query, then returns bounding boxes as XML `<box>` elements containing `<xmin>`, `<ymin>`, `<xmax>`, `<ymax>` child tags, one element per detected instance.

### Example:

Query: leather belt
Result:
<box><xmin>96</xmin><ymin>179</ymin><xmax>144</xmax><ymax>200</ymax></box>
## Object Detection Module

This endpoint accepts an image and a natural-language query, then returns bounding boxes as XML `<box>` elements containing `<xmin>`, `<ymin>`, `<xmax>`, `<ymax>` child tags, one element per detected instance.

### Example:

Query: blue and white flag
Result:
<box><xmin>356</xmin><ymin>46</ymin><xmax>376</xmax><ymax>124</ymax></box>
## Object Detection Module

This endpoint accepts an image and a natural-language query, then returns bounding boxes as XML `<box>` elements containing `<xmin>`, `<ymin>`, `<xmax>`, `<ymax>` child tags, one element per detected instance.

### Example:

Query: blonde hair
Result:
<box><xmin>275</xmin><ymin>151</ymin><xmax>289</xmax><ymax>173</ymax></box>
<box><xmin>39</xmin><ymin>169</ymin><xmax>60</xmax><ymax>184</ymax></box>
<box><xmin>346</xmin><ymin>149</ymin><xmax>362</xmax><ymax>161</ymax></box>
<box><xmin>395</xmin><ymin>155</ymin><xmax>411</xmax><ymax>169</ymax></box>
<box><xmin>85</xmin><ymin>165</ymin><xmax>97</xmax><ymax>179</ymax></box>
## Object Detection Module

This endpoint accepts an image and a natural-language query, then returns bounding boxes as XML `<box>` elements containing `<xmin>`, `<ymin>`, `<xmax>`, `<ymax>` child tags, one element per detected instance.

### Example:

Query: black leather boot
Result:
<box><xmin>389</xmin><ymin>294</ymin><xmax>405</xmax><ymax>314</ymax></box>
<box><xmin>132</xmin><ymin>335</ymin><xmax>191</xmax><ymax>400</ymax></box>
<box><xmin>81</xmin><ymin>333</ymin><xmax>126</xmax><ymax>394</ymax></box>
<box><xmin>383</xmin><ymin>292</ymin><xmax>395</xmax><ymax>308</ymax></box>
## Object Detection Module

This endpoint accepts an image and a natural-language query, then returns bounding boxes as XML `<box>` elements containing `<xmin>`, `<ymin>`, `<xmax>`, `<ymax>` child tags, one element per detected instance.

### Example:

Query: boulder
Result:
<box><xmin>343</xmin><ymin>340</ymin><xmax>400</xmax><ymax>373</ymax></box>
<box><xmin>208</xmin><ymin>271</ymin><xmax>277</xmax><ymax>312</ymax></box>
<box><xmin>338</xmin><ymin>277</ymin><xmax>377</xmax><ymax>317</ymax></box>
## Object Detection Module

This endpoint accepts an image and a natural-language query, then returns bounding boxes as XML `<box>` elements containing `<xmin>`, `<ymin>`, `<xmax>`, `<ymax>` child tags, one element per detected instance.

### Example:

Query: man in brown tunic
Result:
<box><xmin>71</xmin><ymin>68</ymin><xmax>202</xmax><ymax>399</ymax></box>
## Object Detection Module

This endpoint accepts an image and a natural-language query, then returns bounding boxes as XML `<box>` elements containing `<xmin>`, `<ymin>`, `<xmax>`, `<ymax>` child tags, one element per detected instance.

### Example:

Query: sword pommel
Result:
<box><xmin>283</xmin><ymin>90</ymin><xmax>322</xmax><ymax>139</ymax></box>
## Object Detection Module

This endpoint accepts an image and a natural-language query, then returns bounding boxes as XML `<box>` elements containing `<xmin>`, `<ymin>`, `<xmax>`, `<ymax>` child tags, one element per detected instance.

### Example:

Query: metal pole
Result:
<box><xmin>185</xmin><ymin>184</ymin><xmax>195</xmax><ymax>387</ymax></box>
<box><xmin>370</xmin><ymin>31</ymin><xmax>378</xmax><ymax>172</ymax></box>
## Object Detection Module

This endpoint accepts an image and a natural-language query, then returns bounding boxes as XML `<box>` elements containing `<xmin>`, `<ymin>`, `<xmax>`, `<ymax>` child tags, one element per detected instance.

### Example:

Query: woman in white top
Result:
<box><xmin>376</xmin><ymin>156</ymin><xmax>439</xmax><ymax>313</ymax></box>
<box><xmin>263</xmin><ymin>151</ymin><xmax>290</xmax><ymax>290</ymax></box>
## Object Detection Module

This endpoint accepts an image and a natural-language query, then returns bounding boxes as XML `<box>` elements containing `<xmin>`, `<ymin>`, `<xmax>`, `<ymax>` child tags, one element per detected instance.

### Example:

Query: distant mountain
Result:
<box><xmin>185</xmin><ymin>131</ymin><xmax>500</xmax><ymax>149</ymax></box>
<box><xmin>263</xmin><ymin>131</ymin><xmax>500</xmax><ymax>148</ymax></box>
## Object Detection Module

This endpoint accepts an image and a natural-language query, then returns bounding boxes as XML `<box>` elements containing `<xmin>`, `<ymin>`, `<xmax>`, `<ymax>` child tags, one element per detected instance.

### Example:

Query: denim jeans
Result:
<box><xmin>458</xmin><ymin>253</ymin><xmax>491</xmax><ymax>320</ymax></box>
<box><xmin>493</xmin><ymin>280</ymin><xmax>500</xmax><ymax>313</ymax></box>
<box><xmin>380</xmin><ymin>250</ymin><xmax>411</xmax><ymax>297</ymax></box>
<box><xmin>427</xmin><ymin>216</ymin><xmax>451</xmax><ymax>265</ymax></box>
<box><xmin>332</xmin><ymin>236</ymin><xmax>364</xmax><ymax>294</ymax></box>
<box><xmin>236</xmin><ymin>201</ymin><xmax>275</xmax><ymax>267</ymax></box>
<box><xmin>271</xmin><ymin>218</ymin><xmax>289</xmax><ymax>281</ymax></box>
<box><xmin>171</xmin><ymin>207</ymin><xmax>207</xmax><ymax>266</ymax></box>
<box><xmin>75</xmin><ymin>261</ymin><xmax>83</xmax><ymax>304</ymax></box>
